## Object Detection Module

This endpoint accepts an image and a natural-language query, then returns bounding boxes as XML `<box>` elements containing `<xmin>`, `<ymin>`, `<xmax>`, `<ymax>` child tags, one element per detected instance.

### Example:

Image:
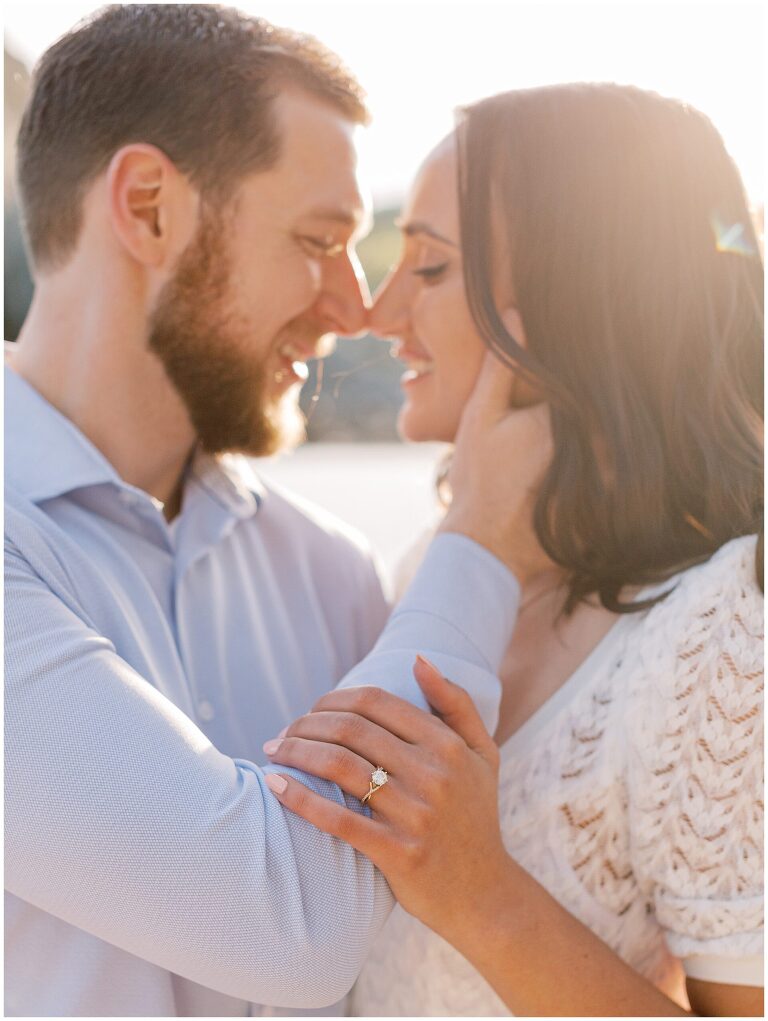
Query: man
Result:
<box><xmin>5</xmin><ymin>5</ymin><xmax>526</xmax><ymax>1016</ymax></box>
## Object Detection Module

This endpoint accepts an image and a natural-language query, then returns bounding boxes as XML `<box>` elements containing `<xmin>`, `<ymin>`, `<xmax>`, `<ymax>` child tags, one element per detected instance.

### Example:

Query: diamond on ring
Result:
<box><xmin>361</xmin><ymin>766</ymin><xmax>389</xmax><ymax>804</ymax></box>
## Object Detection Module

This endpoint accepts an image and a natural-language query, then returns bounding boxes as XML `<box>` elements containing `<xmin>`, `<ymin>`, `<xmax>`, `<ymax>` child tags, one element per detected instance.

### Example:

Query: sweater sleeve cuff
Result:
<box><xmin>683</xmin><ymin>953</ymin><xmax>764</xmax><ymax>987</ymax></box>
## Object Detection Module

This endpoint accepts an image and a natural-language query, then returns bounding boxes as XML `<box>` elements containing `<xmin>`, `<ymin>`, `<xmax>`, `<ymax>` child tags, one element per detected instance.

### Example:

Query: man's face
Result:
<box><xmin>148</xmin><ymin>89</ymin><xmax>370</xmax><ymax>456</ymax></box>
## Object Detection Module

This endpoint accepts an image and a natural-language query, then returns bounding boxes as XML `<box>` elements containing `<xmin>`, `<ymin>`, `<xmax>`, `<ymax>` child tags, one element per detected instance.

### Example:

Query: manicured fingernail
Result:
<box><xmin>263</xmin><ymin>739</ymin><xmax>282</xmax><ymax>756</ymax></box>
<box><xmin>277</xmin><ymin>726</ymin><xmax>288</xmax><ymax>739</ymax></box>
<box><xmin>265</xmin><ymin>773</ymin><xmax>288</xmax><ymax>795</ymax></box>
<box><xmin>416</xmin><ymin>654</ymin><xmax>440</xmax><ymax>672</ymax></box>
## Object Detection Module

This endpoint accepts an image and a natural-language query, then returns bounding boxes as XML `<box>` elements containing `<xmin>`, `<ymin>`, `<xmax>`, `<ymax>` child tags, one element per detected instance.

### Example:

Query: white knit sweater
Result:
<box><xmin>350</xmin><ymin>535</ymin><xmax>764</xmax><ymax>1016</ymax></box>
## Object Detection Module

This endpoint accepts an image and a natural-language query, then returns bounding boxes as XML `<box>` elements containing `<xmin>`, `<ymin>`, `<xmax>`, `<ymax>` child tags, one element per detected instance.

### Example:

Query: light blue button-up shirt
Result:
<box><xmin>4</xmin><ymin>365</ymin><xmax>519</xmax><ymax>1017</ymax></box>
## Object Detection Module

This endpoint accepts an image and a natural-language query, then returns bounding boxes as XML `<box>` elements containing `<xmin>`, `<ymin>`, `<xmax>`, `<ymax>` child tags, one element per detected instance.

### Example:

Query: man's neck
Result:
<box><xmin>11</xmin><ymin>281</ymin><xmax>197</xmax><ymax>512</ymax></box>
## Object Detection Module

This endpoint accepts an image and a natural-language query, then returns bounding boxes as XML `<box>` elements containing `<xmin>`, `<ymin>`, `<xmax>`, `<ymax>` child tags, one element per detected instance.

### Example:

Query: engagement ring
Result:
<box><xmin>361</xmin><ymin>767</ymin><xmax>389</xmax><ymax>805</ymax></box>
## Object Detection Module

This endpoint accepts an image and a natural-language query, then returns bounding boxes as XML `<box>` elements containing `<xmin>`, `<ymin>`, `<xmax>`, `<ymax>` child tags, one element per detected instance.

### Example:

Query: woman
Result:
<box><xmin>262</xmin><ymin>83</ymin><xmax>763</xmax><ymax>1016</ymax></box>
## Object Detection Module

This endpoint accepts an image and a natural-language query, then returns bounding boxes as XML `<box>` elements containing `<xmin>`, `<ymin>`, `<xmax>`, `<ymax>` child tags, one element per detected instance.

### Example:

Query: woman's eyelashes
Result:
<box><xmin>412</xmin><ymin>261</ymin><xmax>449</xmax><ymax>283</ymax></box>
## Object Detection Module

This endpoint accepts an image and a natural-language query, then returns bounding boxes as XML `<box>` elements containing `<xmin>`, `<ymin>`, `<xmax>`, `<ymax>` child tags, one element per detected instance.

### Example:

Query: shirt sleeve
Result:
<box><xmin>627</xmin><ymin>540</ymin><xmax>763</xmax><ymax>977</ymax></box>
<box><xmin>338</xmin><ymin>533</ymin><xmax>518</xmax><ymax>735</ymax></box>
<box><xmin>5</xmin><ymin>532</ymin><xmax>518</xmax><ymax>1007</ymax></box>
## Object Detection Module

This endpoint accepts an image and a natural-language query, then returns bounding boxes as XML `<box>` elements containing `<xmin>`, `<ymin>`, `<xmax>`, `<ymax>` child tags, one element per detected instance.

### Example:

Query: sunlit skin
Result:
<box><xmin>369</xmin><ymin>134</ymin><xmax>487</xmax><ymax>442</ymax></box>
<box><xmin>10</xmin><ymin>88</ymin><xmax>372</xmax><ymax>518</ymax></box>
<box><xmin>262</xmin><ymin>139</ymin><xmax>763</xmax><ymax>1016</ymax></box>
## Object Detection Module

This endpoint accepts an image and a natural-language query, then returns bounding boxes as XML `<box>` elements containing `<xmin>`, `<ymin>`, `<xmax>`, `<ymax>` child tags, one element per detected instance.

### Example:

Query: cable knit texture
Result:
<box><xmin>350</xmin><ymin>535</ymin><xmax>764</xmax><ymax>1016</ymax></box>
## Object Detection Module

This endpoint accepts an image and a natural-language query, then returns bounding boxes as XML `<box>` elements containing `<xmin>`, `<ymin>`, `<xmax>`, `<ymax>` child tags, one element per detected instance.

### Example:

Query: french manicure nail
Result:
<box><xmin>265</xmin><ymin>773</ymin><xmax>288</xmax><ymax>795</ymax></box>
<box><xmin>277</xmin><ymin>726</ymin><xmax>288</xmax><ymax>739</ymax></box>
<box><xmin>263</xmin><ymin>738</ymin><xmax>282</xmax><ymax>756</ymax></box>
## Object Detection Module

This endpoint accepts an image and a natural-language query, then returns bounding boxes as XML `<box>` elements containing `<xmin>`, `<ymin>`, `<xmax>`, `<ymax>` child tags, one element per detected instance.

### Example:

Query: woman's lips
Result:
<box><xmin>390</xmin><ymin>342</ymin><xmax>435</xmax><ymax>386</ymax></box>
<box><xmin>401</xmin><ymin>360</ymin><xmax>435</xmax><ymax>385</ymax></box>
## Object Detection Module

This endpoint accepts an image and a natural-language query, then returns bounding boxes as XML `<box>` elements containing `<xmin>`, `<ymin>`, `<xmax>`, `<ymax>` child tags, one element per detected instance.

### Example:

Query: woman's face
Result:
<box><xmin>369</xmin><ymin>134</ymin><xmax>487</xmax><ymax>442</ymax></box>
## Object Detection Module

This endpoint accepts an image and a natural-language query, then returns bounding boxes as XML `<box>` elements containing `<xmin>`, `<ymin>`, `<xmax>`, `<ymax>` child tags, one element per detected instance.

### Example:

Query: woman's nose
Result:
<box><xmin>315</xmin><ymin>251</ymin><xmax>371</xmax><ymax>338</ymax></box>
<box><xmin>368</xmin><ymin>266</ymin><xmax>414</xmax><ymax>339</ymax></box>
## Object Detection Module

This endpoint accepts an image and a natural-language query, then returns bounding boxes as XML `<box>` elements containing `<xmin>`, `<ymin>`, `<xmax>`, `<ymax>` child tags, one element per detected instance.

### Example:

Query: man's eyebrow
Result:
<box><xmin>305</xmin><ymin>208</ymin><xmax>362</xmax><ymax>226</ymax></box>
<box><xmin>304</xmin><ymin>206</ymin><xmax>373</xmax><ymax>240</ymax></box>
<box><xmin>395</xmin><ymin>217</ymin><xmax>458</xmax><ymax>248</ymax></box>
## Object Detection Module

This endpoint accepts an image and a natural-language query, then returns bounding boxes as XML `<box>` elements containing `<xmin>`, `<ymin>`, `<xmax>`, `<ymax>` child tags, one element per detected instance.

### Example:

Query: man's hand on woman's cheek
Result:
<box><xmin>441</xmin><ymin>349</ymin><xmax>553</xmax><ymax>583</ymax></box>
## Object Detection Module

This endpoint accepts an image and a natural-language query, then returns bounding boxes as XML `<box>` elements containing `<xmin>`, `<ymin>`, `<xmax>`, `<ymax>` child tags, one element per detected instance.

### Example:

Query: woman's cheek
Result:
<box><xmin>409</xmin><ymin>280</ymin><xmax>487</xmax><ymax>436</ymax></box>
<box><xmin>439</xmin><ymin>316</ymin><xmax>487</xmax><ymax>414</ymax></box>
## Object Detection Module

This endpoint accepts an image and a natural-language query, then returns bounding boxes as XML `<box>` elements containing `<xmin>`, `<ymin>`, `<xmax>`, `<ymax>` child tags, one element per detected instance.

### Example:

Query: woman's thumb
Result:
<box><xmin>413</xmin><ymin>655</ymin><xmax>495</xmax><ymax>756</ymax></box>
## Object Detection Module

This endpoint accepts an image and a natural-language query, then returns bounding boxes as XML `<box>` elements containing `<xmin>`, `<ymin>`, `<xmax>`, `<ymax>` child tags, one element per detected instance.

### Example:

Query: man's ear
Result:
<box><xmin>500</xmin><ymin>305</ymin><xmax>544</xmax><ymax>409</ymax></box>
<box><xmin>106</xmin><ymin>144</ymin><xmax>190</xmax><ymax>268</ymax></box>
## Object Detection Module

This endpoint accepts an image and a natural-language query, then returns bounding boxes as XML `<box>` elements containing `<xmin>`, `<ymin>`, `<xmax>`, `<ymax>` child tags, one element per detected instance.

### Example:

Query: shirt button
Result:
<box><xmin>198</xmin><ymin>700</ymin><xmax>215</xmax><ymax>722</ymax></box>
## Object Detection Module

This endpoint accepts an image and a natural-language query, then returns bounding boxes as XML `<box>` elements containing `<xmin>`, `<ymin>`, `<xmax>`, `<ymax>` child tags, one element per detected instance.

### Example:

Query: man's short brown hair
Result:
<box><xmin>17</xmin><ymin>3</ymin><xmax>369</xmax><ymax>270</ymax></box>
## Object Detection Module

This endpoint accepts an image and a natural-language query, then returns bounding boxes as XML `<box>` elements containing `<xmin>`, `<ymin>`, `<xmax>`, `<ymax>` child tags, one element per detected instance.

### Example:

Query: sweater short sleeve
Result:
<box><xmin>627</xmin><ymin>537</ymin><xmax>763</xmax><ymax>973</ymax></box>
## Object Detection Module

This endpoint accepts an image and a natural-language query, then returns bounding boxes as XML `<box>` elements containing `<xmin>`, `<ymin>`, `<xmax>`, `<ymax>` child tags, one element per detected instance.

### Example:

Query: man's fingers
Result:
<box><xmin>263</xmin><ymin>772</ymin><xmax>388</xmax><ymax>862</ymax></box>
<box><xmin>412</xmin><ymin>656</ymin><xmax>497</xmax><ymax>761</ymax></box>
<box><xmin>462</xmin><ymin>350</ymin><xmax>519</xmax><ymax>426</ymax></box>
<box><xmin>462</xmin><ymin>305</ymin><xmax>531</xmax><ymax>423</ymax></box>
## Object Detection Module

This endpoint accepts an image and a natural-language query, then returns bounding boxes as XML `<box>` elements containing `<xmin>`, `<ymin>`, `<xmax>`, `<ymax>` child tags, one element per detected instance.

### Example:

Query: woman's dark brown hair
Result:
<box><xmin>456</xmin><ymin>83</ymin><xmax>763</xmax><ymax>612</ymax></box>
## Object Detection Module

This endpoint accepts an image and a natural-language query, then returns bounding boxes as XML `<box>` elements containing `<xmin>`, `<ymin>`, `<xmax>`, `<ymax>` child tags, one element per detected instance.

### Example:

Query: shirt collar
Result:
<box><xmin>187</xmin><ymin>450</ymin><xmax>264</xmax><ymax>520</ymax></box>
<box><xmin>4</xmin><ymin>364</ymin><xmax>265</xmax><ymax>518</ymax></box>
<box><xmin>5</xmin><ymin>364</ymin><xmax>120</xmax><ymax>502</ymax></box>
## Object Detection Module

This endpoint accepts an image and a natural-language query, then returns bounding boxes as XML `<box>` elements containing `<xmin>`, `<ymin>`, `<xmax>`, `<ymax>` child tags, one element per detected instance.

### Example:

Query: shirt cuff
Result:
<box><xmin>683</xmin><ymin>953</ymin><xmax>764</xmax><ymax>987</ymax></box>
<box><xmin>337</xmin><ymin>534</ymin><xmax>519</xmax><ymax>734</ymax></box>
<box><xmin>387</xmin><ymin>533</ymin><xmax>520</xmax><ymax>673</ymax></box>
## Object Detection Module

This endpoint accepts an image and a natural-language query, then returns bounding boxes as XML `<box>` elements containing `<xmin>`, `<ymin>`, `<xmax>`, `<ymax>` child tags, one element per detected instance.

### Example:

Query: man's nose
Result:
<box><xmin>315</xmin><ymin>251</ymin><xmax>371</xmax><ymax>338</ymax></box>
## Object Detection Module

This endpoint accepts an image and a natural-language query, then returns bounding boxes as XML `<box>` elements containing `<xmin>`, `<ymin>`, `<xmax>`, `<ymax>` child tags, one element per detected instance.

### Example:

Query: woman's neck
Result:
<box><xmin>494</xmin><ymin>578</ymin><xmax>620</xmax><ymax>747</ymax></box>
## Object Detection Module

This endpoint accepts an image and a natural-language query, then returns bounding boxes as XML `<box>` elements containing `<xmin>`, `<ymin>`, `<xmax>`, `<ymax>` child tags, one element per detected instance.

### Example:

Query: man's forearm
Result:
<box><xmin>6</xmin><ymin>532</ymin><xmax>519</xmax><ymax>1007</ymax></box>
<box><xmin>339</xmin><ymin>533</ymin><xmax>520</xmax><ymax>733</ymax></box>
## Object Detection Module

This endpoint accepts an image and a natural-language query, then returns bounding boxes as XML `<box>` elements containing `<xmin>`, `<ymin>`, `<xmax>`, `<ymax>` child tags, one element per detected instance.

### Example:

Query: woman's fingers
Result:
<box><xmin>307</xmin><ymin>684</ymin><xmax>449</xmax><ymax>746</ymax></box>
<box><xmin>412</xmin><ymin>656</ymin><xmax>498</xmax><ymax>763</ymax></box>
<box><xmin>263</xmin><ymin>772</ymin><xmax>390</xmax><ymax>863</ymax></box>
<box><xmin>263</xmin><ymin>735</ymin><xmax>404</xmax><ymax>819</ymax></box>
<box><xmin>268</xmin><ymin>710</ymin><xmax>412</xmax><ymax>776</ymax></box>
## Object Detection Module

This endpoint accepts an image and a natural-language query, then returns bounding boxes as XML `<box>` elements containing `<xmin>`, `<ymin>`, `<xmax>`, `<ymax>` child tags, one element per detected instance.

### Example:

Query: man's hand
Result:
<box><xmin>438</xmin><ymin>349</ymin><xmax>553</xmax><ymax>583</ymax></box>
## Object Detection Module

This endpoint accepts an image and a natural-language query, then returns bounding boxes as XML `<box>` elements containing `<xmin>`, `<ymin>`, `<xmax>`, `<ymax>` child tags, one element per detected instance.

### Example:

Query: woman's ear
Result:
<box><xmin>500</xmin><ymin>306</ymin><xmax>544</xmax><ymax>408</ymax></box>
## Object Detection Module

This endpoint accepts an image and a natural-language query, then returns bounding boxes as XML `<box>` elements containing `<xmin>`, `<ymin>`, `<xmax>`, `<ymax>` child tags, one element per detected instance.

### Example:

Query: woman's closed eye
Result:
<box><xmin>412</xmin><ymin>261</ymin><xmax>449</xmax><ymax>283</ymax></box>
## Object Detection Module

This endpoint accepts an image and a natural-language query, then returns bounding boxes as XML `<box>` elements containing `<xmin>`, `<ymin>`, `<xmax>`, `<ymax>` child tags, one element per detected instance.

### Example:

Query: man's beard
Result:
<box><xmin>147</xmin><ymin>208</ymin><xmax>306</xmax><ymax>457</ymax></box>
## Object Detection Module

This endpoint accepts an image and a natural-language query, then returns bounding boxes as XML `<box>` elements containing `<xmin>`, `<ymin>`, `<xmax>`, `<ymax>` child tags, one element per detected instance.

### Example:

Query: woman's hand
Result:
<box><xmin>262</xmin><ymin>656</ymin><xmax>509</xmax><ymax>942</ymax></box>
<box><xmin>262</xmin><ymin>663</ymin><xmax>761</xmax><ymax>1017</ymax></box>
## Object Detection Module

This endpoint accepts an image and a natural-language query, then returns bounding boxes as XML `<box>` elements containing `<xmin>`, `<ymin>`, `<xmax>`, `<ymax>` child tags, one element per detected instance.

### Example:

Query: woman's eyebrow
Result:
<box><xmin>394</xmin><ymin>217</ymin><xmax>459</xmax><ymax>248</ymax></box>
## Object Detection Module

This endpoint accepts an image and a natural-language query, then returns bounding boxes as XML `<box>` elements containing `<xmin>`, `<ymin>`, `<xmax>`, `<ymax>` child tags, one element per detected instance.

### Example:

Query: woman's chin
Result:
<box><xmin>397</xmin><ymin>403</ymin><xmax>459</xmax><ymax>444</ymax></box>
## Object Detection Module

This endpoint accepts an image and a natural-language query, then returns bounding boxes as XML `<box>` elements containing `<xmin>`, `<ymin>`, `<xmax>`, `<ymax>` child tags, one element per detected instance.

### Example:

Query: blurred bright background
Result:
<box><xmin>4</xmin><ymin>0</ymin><xmax>764</xmax><ymax>574</ymax></box>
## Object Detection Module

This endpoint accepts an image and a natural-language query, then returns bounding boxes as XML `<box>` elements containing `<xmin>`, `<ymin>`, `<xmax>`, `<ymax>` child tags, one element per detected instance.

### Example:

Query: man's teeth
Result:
<box><xmin>278</xmin><ymin>343</ymin><xmax>307</xmax><ymax>362</ymax></box>
<box><xmin>277</xmin><ymin>343</ymin><xmax>310</xmax><ymax>381</ymax></box>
